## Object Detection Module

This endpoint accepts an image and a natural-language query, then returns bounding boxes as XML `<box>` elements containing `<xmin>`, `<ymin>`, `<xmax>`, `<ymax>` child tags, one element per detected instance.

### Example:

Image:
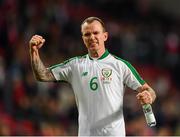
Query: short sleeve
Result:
<box><xmin>49</xmin><ymin>59</ymin><xmax>73</xmax><ymax>82</ymax></box>
<box><xmin>122</xmin><ymin>61</ymin><xmax>145</xmax><ymax>90</ymax></box>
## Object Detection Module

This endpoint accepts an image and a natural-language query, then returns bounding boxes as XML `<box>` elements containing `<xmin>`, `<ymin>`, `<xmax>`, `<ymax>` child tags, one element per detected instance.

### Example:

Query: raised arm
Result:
<box><xmin>136</xmin><ymin>83</ymin><xmax>156</xmax><ymax>105</ymax></box>
<box><xmin>29</xmin><ymin>35</ymin><xmax>56</xmax><ymax>82</ymax></box>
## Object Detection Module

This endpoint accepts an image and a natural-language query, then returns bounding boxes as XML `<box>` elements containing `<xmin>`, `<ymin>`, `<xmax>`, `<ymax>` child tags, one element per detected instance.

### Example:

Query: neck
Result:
<box><xmin>89</xmin><ymin>48</ymin><xmax>106</xmax><ymax>58</ymax></box>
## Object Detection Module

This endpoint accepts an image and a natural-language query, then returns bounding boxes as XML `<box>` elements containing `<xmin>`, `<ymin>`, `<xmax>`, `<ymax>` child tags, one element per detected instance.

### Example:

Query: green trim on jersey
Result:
<box><xmin>99</xmin><ymin>49</ymin><xmax>109</xmax><ymax>60</ymax></box>
<box><xmin>113</xmin><ymin>55</ymin><xmax>145</xmax><ymax>85</ymax></box>
<box><xmin>88</xmin><ymin>49</ymin><xmax>109</xmax><ymax>60</ymax></box>
<box><xmin>49</xmin><ymin>56</ymin><xmax>82</xmax><ymax>70</ymax></box>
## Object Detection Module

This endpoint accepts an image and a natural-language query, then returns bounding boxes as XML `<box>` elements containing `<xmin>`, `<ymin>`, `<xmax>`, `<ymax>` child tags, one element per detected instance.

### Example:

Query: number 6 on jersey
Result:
<box><xmin>90</xmin><ymin>77</ymin><xmax>98</xmax><ymax>91</ymax></box>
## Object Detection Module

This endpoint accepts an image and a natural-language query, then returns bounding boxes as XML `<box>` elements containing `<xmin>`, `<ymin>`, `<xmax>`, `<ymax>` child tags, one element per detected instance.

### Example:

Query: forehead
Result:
<box><xmin>81</xmin><ymin>20</ymin><xmax>103</xmax><ymax>32</ymax></box>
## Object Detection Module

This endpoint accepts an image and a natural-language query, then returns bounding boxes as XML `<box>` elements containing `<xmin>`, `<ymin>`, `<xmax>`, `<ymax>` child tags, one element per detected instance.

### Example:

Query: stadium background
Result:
<box><xmin>0</xmin><ymin>0</ymin><xmax>179</xmax><ymax>135</ymax></box>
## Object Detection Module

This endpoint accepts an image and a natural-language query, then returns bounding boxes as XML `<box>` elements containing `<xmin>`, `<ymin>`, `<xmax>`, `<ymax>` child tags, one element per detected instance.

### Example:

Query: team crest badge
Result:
<box><xmin>101</xmin><ymin>68</ymin><xmax>112</xmax><ymax>83</ymax></box>
<box><xmin>102</xmin><ymin>68</ymin><xmax>112</xmax><ymax>78</ymax></box>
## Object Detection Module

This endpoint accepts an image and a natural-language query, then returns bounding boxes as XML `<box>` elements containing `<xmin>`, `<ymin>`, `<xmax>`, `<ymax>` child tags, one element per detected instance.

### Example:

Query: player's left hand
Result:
<box><xmin>136</xmin><ymin>89</ymin><xmax>153</xmax><ymax>105</ymax></box>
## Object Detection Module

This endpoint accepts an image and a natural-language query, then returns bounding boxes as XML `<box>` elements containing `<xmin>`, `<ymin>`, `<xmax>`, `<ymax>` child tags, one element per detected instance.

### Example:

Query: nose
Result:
<box><xmin>89</xmin><ymin>34</ymin><xmax>95</xmax><ymax>40</ymax></box>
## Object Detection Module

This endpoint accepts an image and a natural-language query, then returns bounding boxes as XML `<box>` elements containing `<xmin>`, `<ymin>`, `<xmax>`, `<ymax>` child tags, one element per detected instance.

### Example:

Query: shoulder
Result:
<box><xmin>49</xmin><ymin>55</ymin><xmax>87</xmax><ymax>69</ymax></box>
<box><xmin>111</xmin><ymin>54</ymin><xmax>131</xmax><ymax>66</ymax></box>
<box><xmin>63</xmin><ymin>55</ymin><xmax>86</xmax><ymax>64</ymax></box>
<box><xmin>111</xmin><ymin>54</ymin><xmax>138</xmax><ymax>71</ymax></box>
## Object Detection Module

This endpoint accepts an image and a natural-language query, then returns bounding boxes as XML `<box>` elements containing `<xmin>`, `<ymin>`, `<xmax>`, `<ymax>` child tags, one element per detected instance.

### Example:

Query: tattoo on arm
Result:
<box><xmin>31</xmin><ymin>51</ymin><xmax>55</xmax><ymax>82</ymax></box>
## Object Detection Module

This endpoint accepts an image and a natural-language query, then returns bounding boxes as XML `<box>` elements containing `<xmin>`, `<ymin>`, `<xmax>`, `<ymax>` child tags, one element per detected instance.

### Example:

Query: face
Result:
<box><xmin>81</xmin><ymin>20</ymin><xmax>108</xmax><ymax>52</ymax></box>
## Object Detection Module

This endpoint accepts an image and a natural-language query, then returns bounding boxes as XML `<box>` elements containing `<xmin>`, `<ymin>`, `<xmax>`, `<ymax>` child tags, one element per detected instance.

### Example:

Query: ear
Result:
<box><xmin>104</xmin><ymin>32</ymin><xmax>108</xmax><ymax>41</ymax></box>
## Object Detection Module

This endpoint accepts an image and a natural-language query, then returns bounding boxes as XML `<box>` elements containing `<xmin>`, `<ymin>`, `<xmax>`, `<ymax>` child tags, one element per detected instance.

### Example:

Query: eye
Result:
<box><xmin>83</xmin><ymin>32</ymin><xmax>90</xmax><ymax>37</ymax></box>
<box><xmin>93</xmin><ymin>31</ymin><xmax>99</xmax><ymax>35</ymax></box>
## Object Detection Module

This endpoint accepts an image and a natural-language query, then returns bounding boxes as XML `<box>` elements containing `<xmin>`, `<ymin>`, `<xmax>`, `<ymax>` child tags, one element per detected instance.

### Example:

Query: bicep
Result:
<box><xmin>45</xmin><ymin>68</ymin><xmax>56</xmax><ymax>82</ymax></box>
<box><xmin>36</xmin><ymin>68</ymin><xmax>56</xmax><ymax>82</ymax></box>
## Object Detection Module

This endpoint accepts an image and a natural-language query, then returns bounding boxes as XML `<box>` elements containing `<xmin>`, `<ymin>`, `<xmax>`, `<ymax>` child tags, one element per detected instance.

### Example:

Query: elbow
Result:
<box><xmin>34</xmin><ymin>76</ymin><xmax>44</xmax><ymax>82</ymax></box>
<box><xmin>35</xmin><ymin>77</ymin><xmax>41</xmax><ymax>82</ymax></box>
<box><xmin>33</xmin><ymin>72</ymin><xmax>47</xmax><ymax>82</ymax></box>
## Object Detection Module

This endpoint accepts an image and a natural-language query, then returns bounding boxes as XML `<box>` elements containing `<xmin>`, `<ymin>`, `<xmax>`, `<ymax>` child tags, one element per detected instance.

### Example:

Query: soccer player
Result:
<box><xmin>29</xmin><ymin>17</ymin><xmax>156</xmax><ymax>136</ymax></box>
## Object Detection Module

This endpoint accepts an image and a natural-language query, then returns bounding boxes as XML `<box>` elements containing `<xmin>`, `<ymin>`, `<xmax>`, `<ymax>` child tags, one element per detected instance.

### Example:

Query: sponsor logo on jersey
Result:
<box><xmin>101</xmin><ymin>68</ymin><xmax>112</xmax><ymax>83</ymax></box>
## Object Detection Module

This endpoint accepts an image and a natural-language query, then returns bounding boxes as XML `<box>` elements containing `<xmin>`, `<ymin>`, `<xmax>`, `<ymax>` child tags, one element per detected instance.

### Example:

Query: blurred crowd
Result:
<box><xmin>0</xmin><ymin>0</ymin><xmax>179</xmax><ymax>136</ymax></box>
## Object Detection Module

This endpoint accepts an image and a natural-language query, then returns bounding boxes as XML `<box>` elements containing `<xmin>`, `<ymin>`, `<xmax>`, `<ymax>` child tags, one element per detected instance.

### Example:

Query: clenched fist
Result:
<box><xmin>136</xmin><ymin>90</ymin><xmax>153</xmax><ymax>105</ymax></box>
<box><xmin>136</xmin><ymin>83</ymin><xmax>156</xmax><ymax>105</ymax></box>
<box><xmin>29</xmin><ymin>35</ymin><xmax>45</xmax><ymax>51</ymax></box>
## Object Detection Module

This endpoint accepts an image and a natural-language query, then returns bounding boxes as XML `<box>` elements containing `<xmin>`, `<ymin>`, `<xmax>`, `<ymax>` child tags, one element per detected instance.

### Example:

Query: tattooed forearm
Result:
<box><xmin>29</xmin><ymin>35</ymin><xmax>55</xmax><ymax>81</ymax></box>
<box><xmin>31</xmin><ymin>51</ymin><xmax>55</xmax><ymax>82</ymax></box>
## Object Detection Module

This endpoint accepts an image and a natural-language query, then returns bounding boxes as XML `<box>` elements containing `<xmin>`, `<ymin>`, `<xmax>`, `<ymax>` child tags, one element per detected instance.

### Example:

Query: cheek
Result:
<box><xmin>83</xmin><ymin>38</ymin><xmax>89</xmax><ymax>47</ymax></box>
<box><xmin>83</xmin><ymin>39</ymin><xmax>88</xmax><ymax>44</ymax></box>
<box><xmin>82</xmin><ymin>37</ymin><xmax>87</xmax><ymax>43</ymax></box>
<box><xmin>98</xmin><ymin>36</ymin><xmax>106</xmax><ymax>43</ymax></box>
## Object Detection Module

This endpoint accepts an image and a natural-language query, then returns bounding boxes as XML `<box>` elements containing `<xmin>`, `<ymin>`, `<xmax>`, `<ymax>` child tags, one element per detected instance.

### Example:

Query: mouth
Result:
<box><xmin>89</xmin><ymin>42</ymin><xmax>98</xmax><ymax>46</ymax></box>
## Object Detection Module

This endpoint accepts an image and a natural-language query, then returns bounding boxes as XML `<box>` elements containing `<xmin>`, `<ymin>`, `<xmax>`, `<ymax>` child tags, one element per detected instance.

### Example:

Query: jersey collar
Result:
<box><xmin>88</xmin><ymin>49</ymin><xmax>109</xmax><ymax>60</ymax></box>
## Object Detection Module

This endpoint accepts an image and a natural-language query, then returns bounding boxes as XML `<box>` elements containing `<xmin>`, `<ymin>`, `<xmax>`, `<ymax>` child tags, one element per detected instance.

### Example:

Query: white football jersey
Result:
<box><xmin>49</xmin><ymin>50</ymin><xmax>145</xmax><ymax>136</ymax></box>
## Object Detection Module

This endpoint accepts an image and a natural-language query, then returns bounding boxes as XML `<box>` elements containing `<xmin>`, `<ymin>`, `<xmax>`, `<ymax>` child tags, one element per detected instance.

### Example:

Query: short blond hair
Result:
<box><xmin>81</xmin><ymin>17</ymin><xmax>106</xmax><ymax>32</ymax></box>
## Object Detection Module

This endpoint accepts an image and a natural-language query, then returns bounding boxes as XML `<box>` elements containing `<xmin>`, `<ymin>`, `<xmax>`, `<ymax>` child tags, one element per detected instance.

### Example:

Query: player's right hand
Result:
<box><xmin>29</xmin><ymin>35</ymin><xmax>45</xmax><ymax>51</ymax></box>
